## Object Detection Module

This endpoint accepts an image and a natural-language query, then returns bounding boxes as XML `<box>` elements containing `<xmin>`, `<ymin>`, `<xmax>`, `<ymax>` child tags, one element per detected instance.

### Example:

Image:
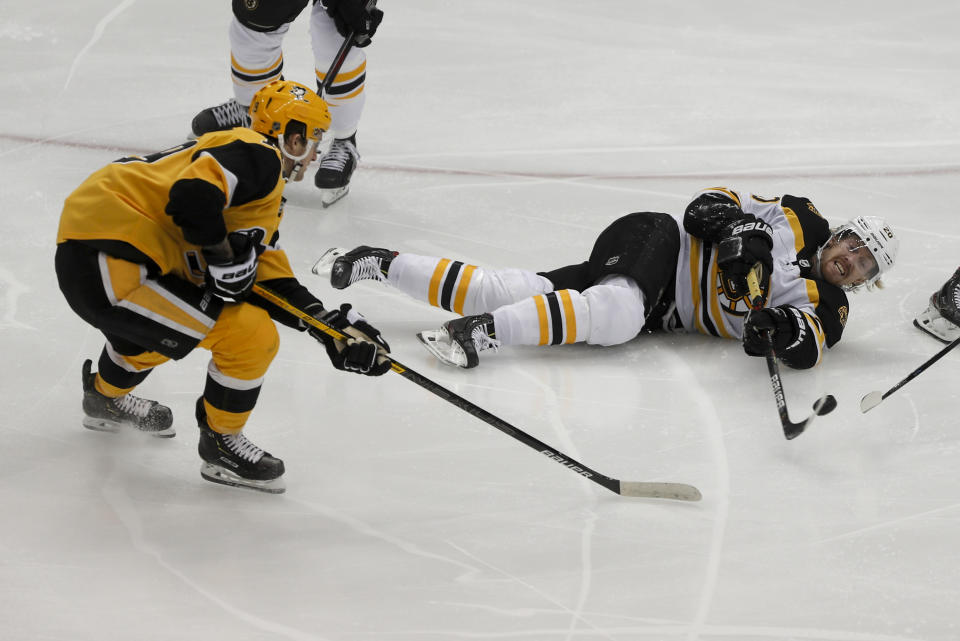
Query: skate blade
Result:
<box><xmin>913</xmin><ymin>315</ymin><xmax>960</xmax><ymax>344</ymax></box>
<box><xmin>416</xmin><ymin>330</ymin><xmax>469</xmax><ymax>368</ymax></box>
<box><xmin>82</xmin><ymin>416</ymin><xmax>176</xmax><ymax>438</ymax></box>
<box><xmin>311</xmin><ymin>247</ymin><xmax>348</xmax><ymax>278</ymax></box>
<box><xmin>319</xmin><ymin>186</ymin><xmax>350</xmax><ymax>208</ymax></box>
<box><xmin>200</xmin><ymin>462</ymin><xmax>286</xmax><ymax>494</ymax></box>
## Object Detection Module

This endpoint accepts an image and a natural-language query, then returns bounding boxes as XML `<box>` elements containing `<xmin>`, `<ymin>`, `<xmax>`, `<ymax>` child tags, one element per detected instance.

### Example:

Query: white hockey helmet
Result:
<box><xmin>826</xmin><ymin>215</ymin><xmax>899</xmax><ymax>290</ymax></box>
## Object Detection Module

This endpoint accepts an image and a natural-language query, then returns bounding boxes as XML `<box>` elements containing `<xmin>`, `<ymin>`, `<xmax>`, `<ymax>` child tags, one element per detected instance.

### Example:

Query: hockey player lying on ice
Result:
<box><xmin>315</xmin><ymin>187</ymin><xmax>899</xmax><ymax>371</ymax></box>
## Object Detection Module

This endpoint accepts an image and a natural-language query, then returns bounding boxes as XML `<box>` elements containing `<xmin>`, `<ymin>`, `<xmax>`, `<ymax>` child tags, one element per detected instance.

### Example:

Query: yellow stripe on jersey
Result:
<box><xmin>452</xmin><ymin>264</ymin><xmax>476</xmax><ymax>315</ymax></box>
<box><xmin>428</xmin><ymin>258</ymin><xmax>452</xmax><ymax>307</ymax></box>
<box><xmin>706</xmin><ymin>257</ymin><xmax>733</xmax><ymax>339</ymax></box>
<box><xmin>782</xmin><ymin>206</ymin><xmax>821</xmax><ymax>307</ymax></box>
<box><xmin>558</xmin><ymin>290</ymin><xmax>577</xmax><ymax>343</ymax></box>
<box><xmin>689</xmin><ymin>238</ymin><xmax>707</xmax><ymax>335</ymax></box>
<box><xmin>534</xmin><ymin>295</ymin><xmax>550</xmax><ymax>345</ymax></box>
<box><xmin>704</xmin><ymin>187</ymin><xmax>741</xmax><ymax>207</ymax></box>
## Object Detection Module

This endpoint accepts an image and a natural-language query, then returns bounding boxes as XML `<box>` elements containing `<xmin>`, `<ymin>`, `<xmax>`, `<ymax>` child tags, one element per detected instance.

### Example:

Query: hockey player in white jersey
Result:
<box><xmin>914</xmin><ymin>267</ymin><xmax>960</xmax><ymax>343</ymax></box>
<box><xmin>313</xmin><ymin>187</ymin><xmax>899</xmax><ymax>369</ymax></box>
<box><xmin>190</xmin><ymin>0</ymin><xmax>383</xmax><ymax>207</ymax></box>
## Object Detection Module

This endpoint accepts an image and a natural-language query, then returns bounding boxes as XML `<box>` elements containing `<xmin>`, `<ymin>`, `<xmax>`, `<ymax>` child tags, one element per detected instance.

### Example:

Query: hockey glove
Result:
<box><xmin>323</xmin><ymin>0</ymin><xmax>383</xmax><ymax>47</ymax></box>
<box><xmin>305</xmin><ymin>303</ymin><xmax>391</xmax><ymax>376</ymax></box>
<box><xmin>683</xmin><ymin>192</ymin><xmax>748</xmax><ymax>242</ymax></box>
<box><xmin>716</xmin><ymin>216</ymin><xmax>774</xmax><ymax>299</ymax></box>
<box><xmin>203</xmin><ymin>231</ymin><xmax>258</xmax><ymax>300</ymax></box>
<box><xmin>742</xmin><ymin>305</ymin><xmax>802</xmax><ymax>357</ymax></box>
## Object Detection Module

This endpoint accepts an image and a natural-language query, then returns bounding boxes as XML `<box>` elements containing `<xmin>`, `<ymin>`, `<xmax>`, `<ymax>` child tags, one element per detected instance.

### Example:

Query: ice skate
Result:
<box><xmin>417</xmin><ymin>313</ymin><xmax>499</xmax><ymax>369</ymax></box>
<box><xmin>81</xmin><ymin>360</ymin><xmax>175</xmax><ymax>437</ymax></box>
<box><xmin>196</xmin><ymin>398</ymin><xmax>285</xmax><ymax>494</ymax></box>
<box><xmin>914</xmin><ymin>294</ymin><xmax>960</xmax><ymax>344</ymax></box>
<box><xmin>314</xmin><ymin>134</ymin><xmax>359</xmax><ymax>208</ymax></box>
<box><xmin>312</xmin><ymin>245</ymin><xmax>395</xmax><ymax>289</ymax></box>
<box><xmin>190</xmin><ymin>98</ymin><xmax>251</xmax><ymax>138</ymax></box>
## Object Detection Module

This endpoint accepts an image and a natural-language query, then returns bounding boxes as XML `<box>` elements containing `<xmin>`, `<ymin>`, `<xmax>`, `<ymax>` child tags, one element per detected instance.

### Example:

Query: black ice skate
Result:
<box><xmin>190</xmin><ymin>98</ymin><xmax>251</xmax><ymax>138</ymax></box>
<box><xmin>311</xmin><ymin>245</ymin><xmax>396</xmax><ymax>289</ymax></box>
<box><xmin>196</xmin><ymin>398</ymin><xmax>285</xmax><ymax>494</ymax></box>
<box><xmin>914</xmin><ymin>291</ymin><xmax>960</xmax><ymax>344</ymax></box>
<box><xmin>314</xmin><ymin>134</ymin><xmax>359</xmax><ymax>208</ymax></box>
<box><xmin>417</xmin><ymin>313</ymin><xmax>499</xmax><ymax>369</ymax></box>
<box><xmin>81</xmin><ymin>360</ymin><xmax>175</xmax><ymax>437</ymax></box>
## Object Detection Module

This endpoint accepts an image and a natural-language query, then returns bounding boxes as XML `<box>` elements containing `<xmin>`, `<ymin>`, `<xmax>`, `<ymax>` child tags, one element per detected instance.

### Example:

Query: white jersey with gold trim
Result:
<box><xmin>673</xmin><ymin>187</ymin><xmax>848</xmax><ymax>368</ymax></box>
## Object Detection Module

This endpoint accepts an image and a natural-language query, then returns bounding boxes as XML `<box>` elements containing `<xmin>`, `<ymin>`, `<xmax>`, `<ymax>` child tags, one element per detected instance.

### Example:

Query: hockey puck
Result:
<box><xmin>814</xmin><ymin>395</ymin><xmax>838</xmax><ymax>415</ymax></box>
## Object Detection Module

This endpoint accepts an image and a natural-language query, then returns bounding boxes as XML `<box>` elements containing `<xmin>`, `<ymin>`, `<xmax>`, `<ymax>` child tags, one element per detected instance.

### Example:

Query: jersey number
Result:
<box><xmin>114</xmin><ymin>140</ymin><xmax>198</xmax><ymax>165</ymax></box>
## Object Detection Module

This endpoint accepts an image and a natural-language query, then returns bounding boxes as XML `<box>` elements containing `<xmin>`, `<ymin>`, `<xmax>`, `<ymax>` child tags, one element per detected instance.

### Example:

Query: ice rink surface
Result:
<box><xmin>2</xmin><ymin>1</ymin><xmax>960</xmax><ymax>640</ymax></box>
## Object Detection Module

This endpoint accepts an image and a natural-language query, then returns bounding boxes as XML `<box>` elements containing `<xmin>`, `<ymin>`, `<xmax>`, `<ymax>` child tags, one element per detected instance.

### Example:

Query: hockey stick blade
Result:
<box><xmin>859</xmin><ymin>336</ymin><xmax>960</xmax><ymax>413</ymax></box>
<box><xmin>859</xmin><ymin>391</ymin><xmax>885</xmax><ymax>413</ymax></box>
<box><xmin>782</xmin><ymin>394</ymin><xmax>838</xmax><ymax>440</ymax></box>
<box><xmin>618</xmin><ymin>481</ymin><xmax>702</xmax><ymax>501</ymax></box>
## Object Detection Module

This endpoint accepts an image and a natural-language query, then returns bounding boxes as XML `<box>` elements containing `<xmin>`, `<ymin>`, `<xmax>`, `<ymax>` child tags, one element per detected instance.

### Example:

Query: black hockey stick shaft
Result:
<box><xmin>251</xmin><ymin>284</ymin><xmax>700</xmax><ymax>501</ymax></box>
<box><xmin>860</xmin><ymin>335</ymin><xmax>960</xmax><ymax>412</ymax></box>
<box><xmin>747</xmin><ymin>265</ymin><xmax>834</xmax><ymax>439</ymax></box>
<box><xmin>318</xmin><ymin>0</ymin><xmax>377</xmax><ymax>97</ymax></box>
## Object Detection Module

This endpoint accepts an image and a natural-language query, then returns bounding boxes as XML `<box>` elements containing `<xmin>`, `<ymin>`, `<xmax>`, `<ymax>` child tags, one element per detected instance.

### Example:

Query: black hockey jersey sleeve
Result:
<box><xmin>774</xmin><ymin>280</ymin><xmax>849</xmax><ymax>370</ymax></box>
<box><xmin>165</xmin><ymin>140</ymin><xmax>283</xmax><ymax>246</ymax></box>
<box><xmin>774</xmin><ymin>194</ymin><xmax>848</xmax><ymax>368</ymax></box>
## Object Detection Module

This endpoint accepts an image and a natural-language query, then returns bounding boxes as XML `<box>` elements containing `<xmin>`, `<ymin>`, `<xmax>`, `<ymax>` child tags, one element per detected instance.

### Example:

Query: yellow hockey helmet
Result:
<box><xmin>249</xmin><ymin>80</ymin><xmax>331</xmax><ymax>144</ymax></box>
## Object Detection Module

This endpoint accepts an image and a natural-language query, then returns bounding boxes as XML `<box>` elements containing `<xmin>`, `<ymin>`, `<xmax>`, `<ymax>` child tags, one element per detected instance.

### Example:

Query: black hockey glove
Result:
<box><xmin>684</xmin><ymin>192</ymin><xmax>748</xmax><ymax>242</ymax></box>
<box><xmin>203</xmin><ymin>231</ymin><xmax>258</xmax><ymax>300</ymax></box>
<box><xmin>305</xmin><ymin>302</ymin><xmax>391</xmax><ymax>376</ymax></box>
<box><xmin>742</xmin><ymin>305</ymin><xmax>802</xmax><ymax>357</ymax></box>
<box><xmin>323</xmin><ymin>0</ymin><xmax>383</xmax><ymax>47</ymax></box>
<box><xmin>716</xmin><ymin>216</ymin><xmax>774</xmax><ymax>299</ymax></box>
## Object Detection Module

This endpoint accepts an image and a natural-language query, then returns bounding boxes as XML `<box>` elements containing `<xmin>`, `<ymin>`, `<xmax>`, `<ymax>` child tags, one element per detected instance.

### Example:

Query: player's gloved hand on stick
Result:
<box><xmin>717</xmin><ymin>216</ymin><xmax>774</xmax><ymax>299</ymax></box>
<box><xmin>323</xmin><ymin>0</ymin><xmax>383</xmax><ymax>47</ymax></box>
<box><xmin>203</xmin><ymin>231</ymin><xmax>258</xmax><ymax>300</ymax></box>
<box><xmin>742</xmin><ymin>305</ymin><xmax>802</xmax><ymax>357</ymax></box>
<box><xmin>305</xmin><ymin>302</ymin><xmax>391</xmax><ymax>376</ymax></box>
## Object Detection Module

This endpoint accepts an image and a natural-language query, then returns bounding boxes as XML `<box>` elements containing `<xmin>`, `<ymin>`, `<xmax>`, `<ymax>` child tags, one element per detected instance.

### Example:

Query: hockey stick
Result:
<box><xmin>317</xmin><ymin>0</ymin><xmax>378</xmax><ymax>98</ymax></box>
<box><xmin>251</xmin><ymin>284</ymin><xmax>702</xmax><ymax>501</ymax></box>
<box><xmin>746</xmin><ymin>266</ymin><xmax>837</xmax><ymax>439</ymax></box>
<box><xmin>860</xmin><ymin>336</ymin><xmax>960</xmax><ymax>412</ymax></box>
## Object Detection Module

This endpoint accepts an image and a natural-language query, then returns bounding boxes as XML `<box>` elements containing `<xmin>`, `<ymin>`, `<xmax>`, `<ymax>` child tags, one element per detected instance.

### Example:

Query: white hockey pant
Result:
<box><xmin>492</xmin><ymin>274</ymin><xmax>647</xmax><ymax>347</ymax></box>
<box><xmin>228</xmin><ymin>7</ymin><xmax>365</xmax><ymax>134</ymax></box>
<box><xmin>387</xmin><ymin>253</ymin><xmax>554</xmax><ymax>315</ymax></box>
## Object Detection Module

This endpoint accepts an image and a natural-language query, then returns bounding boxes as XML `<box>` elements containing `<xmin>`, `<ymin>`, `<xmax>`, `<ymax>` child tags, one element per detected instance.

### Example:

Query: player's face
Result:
<box><xmin>818</xmin><ymin>231</ymin><xmax>879</xmax><ymax>288</ymax></box>
<box><xmin>282</xmin><ymin>134</ymin><xmax>319</xmax><ymax>182</ymax></box>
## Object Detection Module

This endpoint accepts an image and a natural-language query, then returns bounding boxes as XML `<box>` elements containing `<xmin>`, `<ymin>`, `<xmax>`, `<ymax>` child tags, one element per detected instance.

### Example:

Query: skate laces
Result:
<box><xmin>319</xmin><ymin>138</ymin><xmax>358</xmax><ymax>171</ymax></box>
<box><xmin>471</xmin><ymin>324</ymin><xmax>500</xmax><ymax>353</ymax></box>
<box><xmin>211</xmin><ymin>99</ymin><xmax>250</xmax><ymax>128</ymax></box>
<box><xmin>221</xmin><ymin>432</ymin><xmax>265</xmax><ymax>463</ymax></box>
<box><xmin>114</xmin><ymin>394</ymin><xmax>154</xmax><ymax>418</ymax></box>
<box><xmin>349</xmin><ymin>255</ymin><xmax>387</xmax><ymax>284</ymax></box>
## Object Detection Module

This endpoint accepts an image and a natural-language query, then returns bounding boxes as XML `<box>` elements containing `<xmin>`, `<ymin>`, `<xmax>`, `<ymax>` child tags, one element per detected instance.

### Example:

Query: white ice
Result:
<box><xmin>2</xmin><ymin>1</ymin><xmax>960</xmax><ymax>640</ymax></box>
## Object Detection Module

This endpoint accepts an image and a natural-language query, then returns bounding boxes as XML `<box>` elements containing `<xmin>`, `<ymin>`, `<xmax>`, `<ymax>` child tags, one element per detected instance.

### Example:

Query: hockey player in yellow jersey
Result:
<box><xmin>313</xmin><ymin>187</ymin><xmax>898</xmax><ymax>370</ymax></box>
<box><xmin>55</xmin><ymin>80</ymin><xmax>390</xmax><ymax>494</ymax></box>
